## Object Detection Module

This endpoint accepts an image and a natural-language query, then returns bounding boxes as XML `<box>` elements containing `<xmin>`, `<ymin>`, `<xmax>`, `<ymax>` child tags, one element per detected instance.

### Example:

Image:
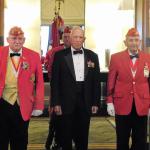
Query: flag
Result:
<box><xmin>51</xmin><ymin>15</ymin><xmax>64</xmax><ymax>48</ymax></box>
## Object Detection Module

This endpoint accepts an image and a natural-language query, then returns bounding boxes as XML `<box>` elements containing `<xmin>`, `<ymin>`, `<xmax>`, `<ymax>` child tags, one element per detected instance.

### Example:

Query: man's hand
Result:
<box><xmin>92</xmin><ymin>106</ymin><xmax>98</xmax><ymax>114</ymax></box>
<box><xmin>148</xmin><ymin>108</ymin><xmax>150</xmax><ymax>116</ymax></box>
<box><xmin>107</xmin><ymin>103</ymin><xmax>115</xmax><ymax>116</ymax></box>
<box><xmin>32</xmin><ymin>110</ymin><xmax>43</xmax><ymax>116</ymax></box>
<box><xmin>54</xmin><ymin>105</ymin><xmax>62</xmax><ymax>115</ymax></box>
<box><xmin>48</xmin><ymin>106</ymin><xmax>54</xmax><ymax>116</ymax></box>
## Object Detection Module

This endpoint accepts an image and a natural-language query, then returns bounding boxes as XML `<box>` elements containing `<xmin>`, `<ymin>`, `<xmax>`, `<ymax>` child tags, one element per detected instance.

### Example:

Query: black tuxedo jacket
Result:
<box><xmin>51</xmin><ymin>47</ymin><xmax>100</xmax><ymax>114</ymax></box>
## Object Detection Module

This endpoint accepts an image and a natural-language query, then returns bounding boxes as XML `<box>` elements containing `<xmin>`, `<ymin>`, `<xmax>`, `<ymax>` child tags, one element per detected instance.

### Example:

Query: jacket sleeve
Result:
<box><xmin>50</xmin><ymin>52</ymin><xmax>61</xmax><ymax>107</ymax></box>
<box><xmin>34</xmin><ymin>54</ymin><xmax>44</xmax><ymax>110</ymax></box>
<box><xmin>93</xmin><ymin>54</ymin><xmax>101</xmax><ymax>106</ymax></box>
<box><xmin>106</xmin><ymin>55</ymin><xmax>118</xmax><ymax>103</ymax></box>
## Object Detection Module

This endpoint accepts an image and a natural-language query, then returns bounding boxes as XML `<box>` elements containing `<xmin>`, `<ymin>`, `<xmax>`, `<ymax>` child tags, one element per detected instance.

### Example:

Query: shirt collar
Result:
<box><xmin>128</xmin><ymin>49</ymin><xmax>138</xmax><ymax>56</ymax></box>
<box><xmin>71</xmin><ymin>46</ymin><xmax>83</xmax><ymax>55</ymax></box>
<box><xmin>9</xmin><ymin>48</ymin><xmax>22</xmax><ymax>56</ymax></box>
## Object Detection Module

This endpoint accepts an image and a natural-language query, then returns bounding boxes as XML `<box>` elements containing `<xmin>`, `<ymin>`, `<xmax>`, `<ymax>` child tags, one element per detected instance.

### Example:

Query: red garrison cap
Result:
<box><xmin>9</xmin><ymin>26</ymin><xmax>24</xmax><ymax>36</ymax></box>
<box><xmin>64</xmin><ymin>26</ymin><xmax>71</xmax><ymax>33</ymax></box>
<box><xmin>126</xmin><ymin>28</ymin><xmax>139</xmax><ymax>37</ymax></box>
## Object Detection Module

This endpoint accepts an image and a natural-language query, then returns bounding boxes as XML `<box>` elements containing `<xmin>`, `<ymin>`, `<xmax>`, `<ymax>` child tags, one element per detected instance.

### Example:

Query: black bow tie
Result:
<box><xmin>130</xmin><ymin>54</ymin><xmax>139</xmax><ymax>59</ymax></box>
<box><xmin>10</xmin><ymin>53</ymin><xmax>21</xmax><ymax>57</ymax></box>
<box><xmin>73</xmin><ymin>50</ymin><xmax>83</xmax><ymax>55</ymax></box>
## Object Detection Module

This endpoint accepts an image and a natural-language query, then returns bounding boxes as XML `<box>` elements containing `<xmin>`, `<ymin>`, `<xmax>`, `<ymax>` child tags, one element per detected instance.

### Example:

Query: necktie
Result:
<box><xmin>73</xmin><ymin>50</ymin><xmax>83</xmax><ymax>55</ymax></box>
<box><xmin>130</xmin><ymin>54</ymin><xmax>139</xmax><ymax>59</ymax></box>
<box><xmin>10</xmin><ymin>53</ymin><xmax>21</xmax><ymax>57</ymax></box>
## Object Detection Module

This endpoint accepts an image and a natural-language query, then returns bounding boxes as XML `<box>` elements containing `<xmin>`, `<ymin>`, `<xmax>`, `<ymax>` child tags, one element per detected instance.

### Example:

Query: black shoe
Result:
<box><xmin>45</xmin><ymin>144</ymin><xmax>51</xmax><ymax>150</ymax></box>
<box><xmin>51</xmin><ymin>144</ymin><xmax>62</xmax><ymax>150</ymax></box>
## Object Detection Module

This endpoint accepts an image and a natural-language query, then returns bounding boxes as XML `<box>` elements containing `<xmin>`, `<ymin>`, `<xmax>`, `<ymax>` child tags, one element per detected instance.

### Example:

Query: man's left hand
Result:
<box><xmin>92</xmin><ymin>106</ymin><xmax>98</xmax><ymax>114</ymax></box>
<box><xmin>32</xmin><ymin>110</ymin><xmax>43</xmax><ymax>116</ymax></box>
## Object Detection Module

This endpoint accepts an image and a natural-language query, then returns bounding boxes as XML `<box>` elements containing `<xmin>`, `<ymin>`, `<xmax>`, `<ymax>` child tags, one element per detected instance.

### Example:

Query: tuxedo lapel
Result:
<box><xmin>134</xmin><ymin>52</ymin><xmax>144</xmax><ymax>79</ymax></box>
<box><xmin>84</xmin><ymin>49</ymin><xmax>89</xmax><ymax>80</ymax></box>
<box><xmin>18</xmin><ymin>48</ymin><xmax>30</xmax><ymax>77</ymax></box>
<box><xmin>123</xmin><ymin>50</ymin><xmax>144</xmax><ymax>80</ymax></box>
<box><xmin>64</xmin><ymin>48</ymin><xmax>90</xmax><ymax>81</ymax></box>
<box><xmin>122</xmin><ymin>50</ymin><xmax>133</xmax><ymax>79</ymax></box>
<box><xmin>64</xmin><ymin>49</ymin><xmax>76</xmax><ymax>80</ymax></box>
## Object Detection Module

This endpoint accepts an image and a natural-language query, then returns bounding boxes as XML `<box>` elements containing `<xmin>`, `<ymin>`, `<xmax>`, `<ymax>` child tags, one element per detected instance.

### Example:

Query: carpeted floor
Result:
<box><xmin>28</xmin><ymin>117</ymin><xmax>116</xmax><ymax>150</ymax></box>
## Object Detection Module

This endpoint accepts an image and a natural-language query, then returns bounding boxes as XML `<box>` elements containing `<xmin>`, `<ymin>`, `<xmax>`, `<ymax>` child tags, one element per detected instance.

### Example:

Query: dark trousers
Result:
<box><xmin>0</xmin><ymin>99</ymin><xmax>29</xmax><ymax>150</ymax></box>
<box><xmin>115</xmin><ymin>102</ymin><xmax>147</xmax><ymax>150</ymax></box>
<box><xmin>45</xmin><ymin>113</ymin><xmax>62</xmax><ymax>148</ymax></box>
<box><xmin>61</xmin><ymin>83</ymin><xmax>90</xmax><ymax>150</ymax></box>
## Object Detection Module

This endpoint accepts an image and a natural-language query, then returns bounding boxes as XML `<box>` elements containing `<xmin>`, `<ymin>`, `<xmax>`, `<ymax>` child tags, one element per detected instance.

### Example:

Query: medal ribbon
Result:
<box><xmin>130</xmin><ymin>59</ymin><xmax>138</xmax><ymax>78</ymax></box>
<box><xmin>11</xmin><ymin>57</ymin><xmax>21</xmax><ymax>72</ymax></box>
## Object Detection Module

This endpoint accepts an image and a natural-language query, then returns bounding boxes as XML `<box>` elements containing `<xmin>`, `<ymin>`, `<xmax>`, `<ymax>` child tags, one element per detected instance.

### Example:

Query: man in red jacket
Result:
<box><xmin>45</xmin><ymin>26</ymin><xmax>71</xmax><ymax>79</ymax></box>
<box><xmin>107</xmin><ymin>28</ymin><xmax>150</xmax><ymax>150</ymax></box>
<box><xmin>0</xmin><ymin>26</ymin><xmax>44</xmax><ymax>150</ymax></box>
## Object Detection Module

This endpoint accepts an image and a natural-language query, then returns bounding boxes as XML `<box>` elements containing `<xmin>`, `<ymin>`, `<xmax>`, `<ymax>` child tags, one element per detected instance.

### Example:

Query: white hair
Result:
<box><xmin>70</xmin><ymin>26</ymin><xmax>85</xmax><ymax>37</ymax></box>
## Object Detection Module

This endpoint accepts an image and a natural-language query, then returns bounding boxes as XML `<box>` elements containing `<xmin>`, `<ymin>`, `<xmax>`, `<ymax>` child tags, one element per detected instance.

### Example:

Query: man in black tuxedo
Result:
<box><xmin>51</xmin><ymin>26</ymin><xmax>100</xmax><ymax>150</ymax></box>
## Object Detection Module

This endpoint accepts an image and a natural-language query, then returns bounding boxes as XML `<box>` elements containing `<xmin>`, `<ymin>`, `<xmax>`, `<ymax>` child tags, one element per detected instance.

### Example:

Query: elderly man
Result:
<box><xmin>0</xmin><ymin>26</ymin><xmax>44</xmax><ymax>150</ymax></box>
<box><xmin>45</xmin><ymin>26</ymin><xmax>72</xmax><ymax>150</ymax></box>
<box><xmin>107</xmin><ymin>28</ymin><xmax>150</xmax><ymax>150</ymax></box>
<box><xmin>51</xmin><ymin>26</ymin><xmax>100</xmax><ymax>150</ymax></box>
<box><xmin>45</xmin><ymin>26</ymin><xmax>71</xmax><ymax>79</ymax></box>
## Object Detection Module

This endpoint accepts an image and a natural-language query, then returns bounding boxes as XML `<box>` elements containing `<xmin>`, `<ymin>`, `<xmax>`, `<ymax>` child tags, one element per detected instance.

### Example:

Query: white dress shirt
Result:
<box><xmin>128</xmin><ymin>50</ymin><xmax>138</xmax><ymax>78</ymax></box>
<box><xmin>71</xmin><ymin>47</ymin><xmax>84</xmax><ymax>81</ymax></box>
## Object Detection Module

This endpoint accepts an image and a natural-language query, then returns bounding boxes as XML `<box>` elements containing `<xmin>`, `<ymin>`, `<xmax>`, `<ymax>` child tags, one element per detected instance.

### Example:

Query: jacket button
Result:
<box><xmin>130</xmin><ymin>91</ymin><xmax>133</xmax><ymax>94</ymax></box>
<box><xmin>133</xmin><ymin>82</ymin><xmax>135</xmax><ymax>84</ymax></box>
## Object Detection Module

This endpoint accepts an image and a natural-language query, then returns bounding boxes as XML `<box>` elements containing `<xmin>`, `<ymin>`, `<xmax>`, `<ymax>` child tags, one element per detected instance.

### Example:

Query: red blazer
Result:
<box><xmin>0</xmin><ymin>46</ymin><xmax>44</xmax><ymax>121</ymax></box>
<box><xmin>107</xmin><ymin>49</ymin><xmax>150</xmax><ymax>116</ymax></box>
<box><xmin>45</xmin><ymin>45</ymin><xmax>64</xmax><ymax>79</ymax></box>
